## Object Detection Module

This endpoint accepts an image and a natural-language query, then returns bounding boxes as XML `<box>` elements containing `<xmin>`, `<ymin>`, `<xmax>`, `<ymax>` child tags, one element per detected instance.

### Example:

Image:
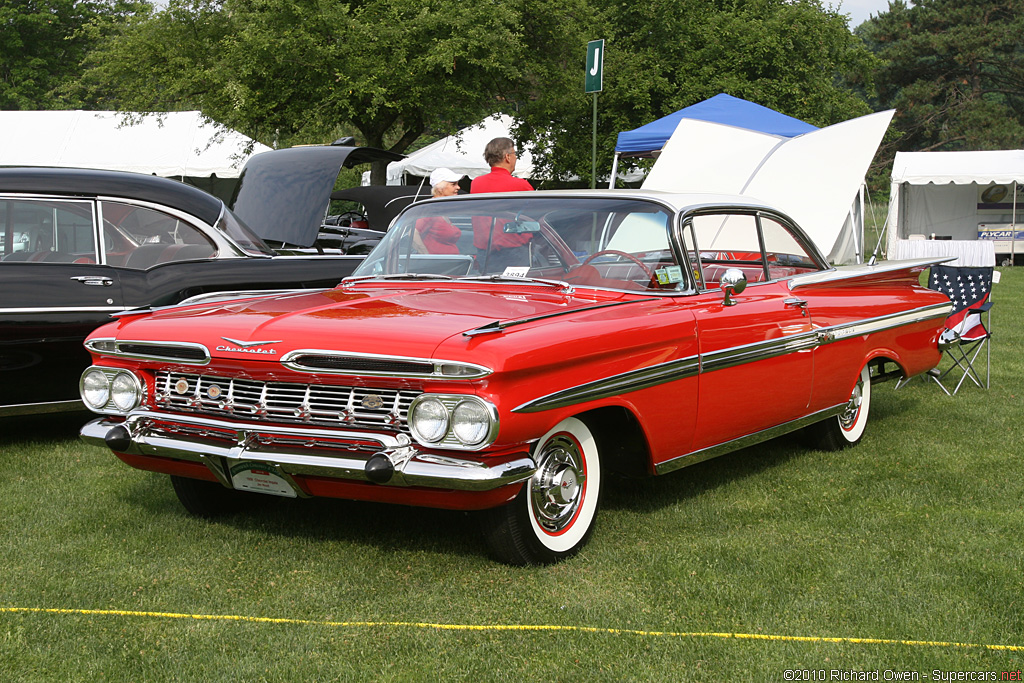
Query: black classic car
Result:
<box><xmin>0</xmin><ymin>145</ymin><xmax>401</xmax><ymax>416</ymax></box>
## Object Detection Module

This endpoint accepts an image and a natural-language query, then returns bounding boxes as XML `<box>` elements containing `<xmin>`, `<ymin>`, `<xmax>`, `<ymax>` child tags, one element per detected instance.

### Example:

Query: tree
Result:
<box><xmin>860</xmin><ymin>0</ymin><xmax>1024</xmax><ymax>153</ymax></box>
<box><xmin>79</xmin><ymin>0</ymin><xmax>530</xmax><ymax>182</ymax></box>
<box><xmin>0</xmin><ymin>0</ymin><xmax>146</xmax><ymax>109</ymax></box>
<box><xmin>513</xmin><ymin>0</ymin><xmax>877</xmax><ymax>184</ymax></box>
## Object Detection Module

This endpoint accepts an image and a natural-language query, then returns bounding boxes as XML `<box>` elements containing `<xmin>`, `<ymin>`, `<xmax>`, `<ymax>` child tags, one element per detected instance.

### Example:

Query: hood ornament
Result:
<box><xmin>221</xmin><ymin>337</ymin><xmax>282</xmax><ymax>348</ymax></box>
<box><xmin>218</xmin><ymin>336</ymin><xmax>283</xmax><ymax>355</ymax></box>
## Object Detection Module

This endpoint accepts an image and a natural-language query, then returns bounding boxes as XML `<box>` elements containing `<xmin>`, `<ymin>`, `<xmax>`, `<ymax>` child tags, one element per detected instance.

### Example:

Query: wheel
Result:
<box><xmin>170</xmin><ymin>475</ymin><xmax>261</xmax><ymax>517</ymax></box>
<box><xmin>806</xmin><ymin>364</ymin><xmax>872</xmax><ymax>450</ymax></box>
<box><xmin>581</xmin><ymin>249</ymin><xmax>654</xmax><ymax>279</ymax></box>
<box><xmin>481</xmin><ymin>417</ymin><xmax>602</xmax><ymax>565</ymax></box>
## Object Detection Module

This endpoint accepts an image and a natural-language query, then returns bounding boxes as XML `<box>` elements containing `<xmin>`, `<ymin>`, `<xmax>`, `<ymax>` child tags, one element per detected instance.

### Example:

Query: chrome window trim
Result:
<box><xmin>0</xmin><ymin>306</ymin><xmax>128</xmax><ymax>314</ymax></box>
<box><xmin>84</xmin><ymin>337</ymin><xmax>211</xmax><ymax>365</ymax></box>
<box><xmin>513</xmin><ymin>302</ymin><xmax>950</xmax><ymax>413</ymax></box>
<box><xmin>281</xmin><ymin>349</ymin><xmax>492</xmax><ymax>379</ymax></box>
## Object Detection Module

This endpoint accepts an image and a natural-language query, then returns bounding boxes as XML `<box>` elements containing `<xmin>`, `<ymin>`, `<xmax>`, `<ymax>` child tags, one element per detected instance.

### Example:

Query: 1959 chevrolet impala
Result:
<box><xmin>79</xmin><ymin>191</ymin><xmax>951</xmax><ymax>564</ymax></box>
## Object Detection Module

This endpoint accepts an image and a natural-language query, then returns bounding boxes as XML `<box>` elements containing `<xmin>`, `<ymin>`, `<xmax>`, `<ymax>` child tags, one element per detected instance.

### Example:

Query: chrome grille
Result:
<box><xmin>154</xmin><ymin>371</ymin><xmax>419</xmax><ymax>432</ymax></box>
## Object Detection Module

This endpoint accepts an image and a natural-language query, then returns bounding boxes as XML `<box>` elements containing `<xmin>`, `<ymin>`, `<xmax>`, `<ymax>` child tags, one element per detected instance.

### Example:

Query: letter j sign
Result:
<box><xmin>585</xmin><ymin>39</ymin><xmax>604</xmax><ymax>93</ymax></box>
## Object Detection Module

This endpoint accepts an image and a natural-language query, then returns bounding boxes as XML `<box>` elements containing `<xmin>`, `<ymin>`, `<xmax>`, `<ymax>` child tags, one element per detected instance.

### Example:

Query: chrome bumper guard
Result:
<box><xmin>81</xmin><ymin>410</ymin><xmax>535</xmax><ymax>493</ymax></box>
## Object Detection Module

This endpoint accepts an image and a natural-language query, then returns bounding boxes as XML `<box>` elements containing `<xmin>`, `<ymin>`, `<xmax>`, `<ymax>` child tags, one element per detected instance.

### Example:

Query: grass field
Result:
<box><xmin>2</xmin><ymin>268</ymin><xmax>1022</xmax><ymax>681</ymax></box>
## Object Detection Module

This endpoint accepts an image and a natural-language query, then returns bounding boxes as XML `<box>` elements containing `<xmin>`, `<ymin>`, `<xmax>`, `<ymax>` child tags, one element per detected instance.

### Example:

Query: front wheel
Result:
<box><xmin>482</xmin><ymin>417</ymin><xmax>602</xmax><ymax>565</ymax></box>
<box><xmin>806</xmin><ymin>364</ymin><xmax>872</xmax><ymax>450</ymax></box>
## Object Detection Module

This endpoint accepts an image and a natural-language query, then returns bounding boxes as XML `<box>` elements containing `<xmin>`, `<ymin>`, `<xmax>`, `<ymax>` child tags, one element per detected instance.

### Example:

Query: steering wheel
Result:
<box><xmin>581</xmin><ymin>249</ymin><xmax>654</xmax><ymax>279</ymax></box>
<box><xmin>336</xmin><ymin>211</ymin><xmax>367</xmax><ymax>227</ymax></box>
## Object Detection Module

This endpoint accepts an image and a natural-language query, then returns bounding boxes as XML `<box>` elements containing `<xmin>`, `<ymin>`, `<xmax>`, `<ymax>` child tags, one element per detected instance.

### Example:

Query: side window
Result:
<box><xmin>684</xmin><ymin>213</ymin><xmax>767</xmax><ymax>288</ymax></box>
<box><xmin>101</xmin><ymin>202</ymin><xmax>217</xmax><ymax>269</ymax></box>
<box><xmin>759</xmin><ymin>216</ymin><xmax>821</xmax><ymax>278</ymax></box>
<box><xmin>0</xmin><ymin>198</ymin><xmax>97</xmax><ymax>263</ymax></box>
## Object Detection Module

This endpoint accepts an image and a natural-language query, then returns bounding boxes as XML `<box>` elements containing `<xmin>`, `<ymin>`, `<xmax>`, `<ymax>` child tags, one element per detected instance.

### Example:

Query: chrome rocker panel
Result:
<box><xmin>81</xmin><ymin>410</ymin><xmax>535</xmax><ymax>493</ymax></box>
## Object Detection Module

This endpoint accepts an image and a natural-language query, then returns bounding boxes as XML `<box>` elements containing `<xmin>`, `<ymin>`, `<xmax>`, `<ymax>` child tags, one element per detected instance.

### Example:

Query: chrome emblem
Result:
<box><xmin>174</xmin><ymin>378</ymin><xmax>190</xmax><ymax>395</ymax></box>
<box><xmin>361</xmin><ymin>394</ymin><xmax>384</xmax><ymax>410</ymax></box>
<box><xmin>207</xmin><ymin>384</ymin><xmax>223</xmax><ymax>400</ymax></box>
<box><xmin>221</xmin><ymin>337</ymin><xmax>282</xmax><ymax>348</ymax></box>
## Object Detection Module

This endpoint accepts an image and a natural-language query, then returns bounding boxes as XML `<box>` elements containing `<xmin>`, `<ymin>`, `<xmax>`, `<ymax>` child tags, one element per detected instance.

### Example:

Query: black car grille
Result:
<box><xmin>288</xmin><ymin>354</ymin><xmax>434</xmax><ymax>375</ymax></box>
<box><xmin>153</xmin><ymin>371</ymin><xmax>420</xmax><ymax>432</ymax></box>
<box><xmin>119</xmin><ymin>343</ymin><xmax>208</xmax><ymax>362</ymax></box>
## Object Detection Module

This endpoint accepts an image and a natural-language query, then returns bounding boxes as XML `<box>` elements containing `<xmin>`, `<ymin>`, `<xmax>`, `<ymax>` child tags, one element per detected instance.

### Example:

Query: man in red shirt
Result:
<box><xmin>470</xmin><ymin>137</ymin><xmax>534</xmax><ymax>271</ymax></box>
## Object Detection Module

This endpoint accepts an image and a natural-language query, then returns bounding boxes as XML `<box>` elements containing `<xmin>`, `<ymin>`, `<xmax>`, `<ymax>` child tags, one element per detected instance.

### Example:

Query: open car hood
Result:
<box><xmin>229</xmin><ymin>146</ymin><xmax>403</xmax><ymax>248</ymax></box>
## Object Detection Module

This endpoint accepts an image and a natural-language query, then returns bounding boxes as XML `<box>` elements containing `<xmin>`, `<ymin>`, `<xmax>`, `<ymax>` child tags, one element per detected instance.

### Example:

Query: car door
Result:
<box><xmin>682</xmin><ymin>211</ymin><xmax>816</xmax><ymax>452</ymax></box>
<box><xmin>0</xmin><ymin>197</ymin><xmax>124</xmax><ymax>410</ymax></box>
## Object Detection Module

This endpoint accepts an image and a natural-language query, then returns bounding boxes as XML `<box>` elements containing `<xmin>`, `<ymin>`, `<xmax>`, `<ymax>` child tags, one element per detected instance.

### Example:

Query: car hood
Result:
<box><xmin>230</xmin><ymin>146</ymin><xmax>403</xmax><ymax>248</ymax></box>
<box><xmin>108</xmin><ymin>285</ymin><xmax>638</xmax><ymax>362</ymax></box>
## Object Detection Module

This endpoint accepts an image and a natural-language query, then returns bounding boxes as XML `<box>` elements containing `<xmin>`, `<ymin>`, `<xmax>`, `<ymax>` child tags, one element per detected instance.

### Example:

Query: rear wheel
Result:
<box><xmin>482</xmin><ymin>417</ymin><xmax>602</xmax><ymax>565</ymax></box>
<box><xmin>170</xmin><ymin>475</ymin><xmax>261</xmax><ymax>517</ymax></box>
<box><xmin>806</xmin><ymin>364</ymin><xmax>872</xmax><ymax>450</ymax></box>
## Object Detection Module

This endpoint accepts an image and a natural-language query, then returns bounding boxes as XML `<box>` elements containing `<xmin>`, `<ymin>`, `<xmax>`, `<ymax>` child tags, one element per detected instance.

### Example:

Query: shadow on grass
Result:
<box><xmin>0</xmin><ymin>410</ymin><xmax>93</xmax><ymax>446</ymax></box>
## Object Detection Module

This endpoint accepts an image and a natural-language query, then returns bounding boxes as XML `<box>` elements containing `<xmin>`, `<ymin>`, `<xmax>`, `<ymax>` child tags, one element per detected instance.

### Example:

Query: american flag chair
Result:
<box><xmin>927</xmin><ymin>264</ymin><xmax>995</xmax><ymax>395</ymax></box>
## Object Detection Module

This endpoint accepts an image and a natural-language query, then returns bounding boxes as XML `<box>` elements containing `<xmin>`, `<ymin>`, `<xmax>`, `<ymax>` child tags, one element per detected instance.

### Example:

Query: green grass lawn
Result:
<box><xmin>2</xmin><ymin>269</ymin><xmax>1022</xmax><ymax>681</ymax></box>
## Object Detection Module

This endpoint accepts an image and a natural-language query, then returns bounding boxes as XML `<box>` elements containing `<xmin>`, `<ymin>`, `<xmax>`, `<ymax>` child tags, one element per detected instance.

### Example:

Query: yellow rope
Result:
<box><xmin>2</xmin><ymin>606</ymin><xmax>1021</xmax><ymax>652</ymax></box>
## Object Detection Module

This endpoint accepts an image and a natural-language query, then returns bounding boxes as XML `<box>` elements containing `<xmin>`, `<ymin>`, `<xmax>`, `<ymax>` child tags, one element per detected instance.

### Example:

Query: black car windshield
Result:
<box><xmin>215</xmin><ymin>208</ymin><xmax>276</xmax><ymax>257</ymax></box>
<box><xmin>351</xmin><ymin>196</ymin><xmax>687</xmax><ymax>293</ymax></box>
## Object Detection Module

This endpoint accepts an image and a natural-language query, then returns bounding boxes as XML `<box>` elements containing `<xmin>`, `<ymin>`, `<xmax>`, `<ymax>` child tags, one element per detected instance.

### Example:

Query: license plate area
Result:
<box><xmin>228</xmin><ymin>461</ymin><xmax>298</xmax><ymax>498</ymax></box>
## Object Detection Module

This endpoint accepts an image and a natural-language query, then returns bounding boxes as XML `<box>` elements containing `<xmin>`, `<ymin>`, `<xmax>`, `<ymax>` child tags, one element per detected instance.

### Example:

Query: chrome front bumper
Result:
<box><xmin>81</xmin><ymin>410</ymin><xmax>535</xmax><ymax>493</ymax></box>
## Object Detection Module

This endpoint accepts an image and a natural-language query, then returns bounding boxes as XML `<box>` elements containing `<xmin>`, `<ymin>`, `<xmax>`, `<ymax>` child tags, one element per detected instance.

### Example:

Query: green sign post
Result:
<box><xmin>586</xmin><ymin>39</ymin><xmax>604</xmax><ymax>189</ymax></box>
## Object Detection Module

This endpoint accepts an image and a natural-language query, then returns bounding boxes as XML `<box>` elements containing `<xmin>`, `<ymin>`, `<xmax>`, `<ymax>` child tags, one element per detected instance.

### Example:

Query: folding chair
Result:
<box><xmin>928</xmin><ymin>264</ymin><xmax>995</xmax><ymax>395</ymax></box>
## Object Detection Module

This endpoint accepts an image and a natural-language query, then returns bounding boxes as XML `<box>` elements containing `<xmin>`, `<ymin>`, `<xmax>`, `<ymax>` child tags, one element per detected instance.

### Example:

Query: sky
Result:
<box><xmin>834</xmin><ymin>0</ymin><xmax>896</xmax><ymax>28</ymax></box>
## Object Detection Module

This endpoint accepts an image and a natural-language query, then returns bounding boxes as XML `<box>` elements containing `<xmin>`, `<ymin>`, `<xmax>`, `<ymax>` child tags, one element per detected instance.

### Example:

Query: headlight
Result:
<box><xmin>80</xmin><ymin>366</ymin><xmax>144</xmax><ymax>414</ymax></box>
<box><xmin>409</xmin><ymin>397</ymin><xmax>449</xmax><ymax>443</ymax></box>
<box><xmin>451</xmin><ymin>399</ymin><xmax>491</xmax><ymax>446</ymax></box>
<box><xmin>111</xmin><ymin>372</ymin><xmax>143</xmax><ymax>412</ymax></box>
<box><xmin>81</xmin><ymin>369</ymin><xmax>111</xmax><ymax>410</ymax></box>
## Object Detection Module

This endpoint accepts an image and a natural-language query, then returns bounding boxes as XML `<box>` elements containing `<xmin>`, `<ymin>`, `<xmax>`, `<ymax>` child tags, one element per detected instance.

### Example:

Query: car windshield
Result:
<box><xmin>352</xmin><ymin>196</ymin><xmax>687</xmax><ymax>293</ymax></box>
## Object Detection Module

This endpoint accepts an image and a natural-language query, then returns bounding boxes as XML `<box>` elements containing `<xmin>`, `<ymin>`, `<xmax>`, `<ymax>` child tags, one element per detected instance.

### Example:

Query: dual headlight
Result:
<box><xmin>408</xmin><ymin>395</ymin><xmax>498</xmax><ymax>449</ymax></box>
<box><xmin>80</xmin><ymin>367</ymin><xmax>144</xmax><ymax>414</ymax></box>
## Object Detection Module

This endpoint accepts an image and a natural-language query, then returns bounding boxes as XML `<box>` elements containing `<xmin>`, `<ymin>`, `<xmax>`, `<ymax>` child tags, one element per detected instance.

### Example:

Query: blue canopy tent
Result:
<box><xmin>609</xmin><ymin>94</ymin><xmax>818</xmax><ymax>186</ymax></box>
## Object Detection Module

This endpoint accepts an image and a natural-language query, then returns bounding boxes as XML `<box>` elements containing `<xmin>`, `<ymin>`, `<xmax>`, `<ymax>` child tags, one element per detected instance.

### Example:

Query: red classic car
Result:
<box><xmin>78</xmin><ymin>191</ymin><xmax>951</xmax><ymax>564</ymax></box>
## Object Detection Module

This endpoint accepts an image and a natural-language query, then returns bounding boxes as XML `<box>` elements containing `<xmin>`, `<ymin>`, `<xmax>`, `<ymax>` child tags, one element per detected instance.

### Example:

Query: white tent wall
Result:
<box><xmin>643</xmin><ymin>110</ymin><xmax>894</xmax><ymax>264</ymax></box>
<box><xmin>0</xmin><ymin>110</ymin><xmax>270</xmax><ymax>201</ymax></box>
<box><xmin>886</xmin><ymin>150</ymin><xmax>1024</xmax><ymax>264</ymax></box>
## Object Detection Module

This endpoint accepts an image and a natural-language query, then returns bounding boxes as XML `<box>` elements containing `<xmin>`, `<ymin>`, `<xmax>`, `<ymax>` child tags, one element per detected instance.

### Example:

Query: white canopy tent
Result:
<box><xmin>373</xmin><ymin>114</ymin><xmax>534</xmax><ymax>186</ymax></box>
<box><xmin>886</xmin><ymin>150</ymin><xmax>1024</xmax><ymax>265</ymax></box>
<box><xmin>0</xmin><ymin>110</ymin><xmax>271</xmax><ymax>200</ymax></box>
<box><xmin>642</xmin><ymin>110</ymin><xmax>894</xmax><ymax>265</ymax></box>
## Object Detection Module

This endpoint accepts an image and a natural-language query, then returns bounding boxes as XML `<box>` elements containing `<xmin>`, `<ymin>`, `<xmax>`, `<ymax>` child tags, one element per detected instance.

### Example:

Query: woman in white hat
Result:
<box><xmin>415</xmin><ymin>168</ymin><xmax>465</xmax><ymax>254</ymax></box>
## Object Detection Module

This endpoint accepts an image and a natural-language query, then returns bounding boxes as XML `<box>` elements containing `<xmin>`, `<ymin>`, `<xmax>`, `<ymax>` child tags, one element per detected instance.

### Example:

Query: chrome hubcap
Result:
<box><xmin>839</xmin><ymin>377</ymin><xmax>864</xmax><ymax>430</ymax></box>
<box><xmin>531</xmin><ymin>435</ymin><xmax>586</xmax><ymax>533</ymax></box>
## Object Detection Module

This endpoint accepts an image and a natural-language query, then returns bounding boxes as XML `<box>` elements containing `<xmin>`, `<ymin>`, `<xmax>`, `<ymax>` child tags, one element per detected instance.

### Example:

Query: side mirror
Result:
<box><xmin>720</xmin><ymin>268</ymin><xmax>747</xmax><ymax>306</ymax></box>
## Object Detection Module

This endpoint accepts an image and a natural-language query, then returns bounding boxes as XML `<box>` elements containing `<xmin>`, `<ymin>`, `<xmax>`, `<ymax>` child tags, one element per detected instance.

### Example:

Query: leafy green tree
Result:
<box><xmin>79</xmin><ymin>0</ymin><xmax>530</xmax><ymax>182</ymax></box>
<box><xmin>860</xmin><ymin>0</ymin><xmax>1024</xmax><ymax>153</ymax></box>
<box><xmin>0</xmin><ymin>0</ymin><xmax>146</xmax><ymax>109</ymax></box>
<box><xmin>513</xmin><ymin>0</ymin><xmax>876</xmax><ymax>184</ymax></box>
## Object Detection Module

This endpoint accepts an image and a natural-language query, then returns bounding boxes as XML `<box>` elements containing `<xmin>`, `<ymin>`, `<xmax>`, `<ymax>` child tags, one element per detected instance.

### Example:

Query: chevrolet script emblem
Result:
<box><xmin>217</xmin><ymin>337</ymin><xmax>282</xmax><ymax>356</ymax></box>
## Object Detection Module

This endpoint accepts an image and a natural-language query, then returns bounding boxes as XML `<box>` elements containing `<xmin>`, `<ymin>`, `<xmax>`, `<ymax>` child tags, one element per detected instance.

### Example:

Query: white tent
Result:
<box><xmin>378</xmin><ymin>114</ymin><xmax>534</xmax><ymax>186</ymax></box>
<box><xmin>0</xmin><ymin>110</ymin><xmax>271</xmax><ymax>200</ymax></box>
<box><xmin>642</xmin><ymin>110</ymin><xmax>894</xmax><ymax>265</ymax></box>
<box><xmin>886</xmin><ymin>150</ymin><xmax>1024</xmax><ymax>265</ymax></box>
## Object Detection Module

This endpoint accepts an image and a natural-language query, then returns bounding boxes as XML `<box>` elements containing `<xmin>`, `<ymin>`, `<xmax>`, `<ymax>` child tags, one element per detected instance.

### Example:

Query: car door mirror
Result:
<box><xmin>720</xmin><ymin>268</ymin><xmax>747</xmax><ymax>306</ymax></box>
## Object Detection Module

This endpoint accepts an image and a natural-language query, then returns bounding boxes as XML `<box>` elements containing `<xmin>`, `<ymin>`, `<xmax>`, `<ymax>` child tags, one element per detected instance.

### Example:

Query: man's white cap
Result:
<box><xmin>430</xmin><ymin>167</ymin><xmax>465</xmax><ymax>187</ymax></box>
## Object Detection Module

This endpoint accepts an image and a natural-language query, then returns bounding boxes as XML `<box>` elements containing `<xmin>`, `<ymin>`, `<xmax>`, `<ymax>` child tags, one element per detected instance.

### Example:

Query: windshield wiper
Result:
<box><xmin>342</xmin><ymin>273</ymin><xmax>454</xmax><ymax>286</ymax></box>
<box><xmin>457</xmin><ymin>274</ymin><xmax>575</xmax><ymax>293</ymax></box>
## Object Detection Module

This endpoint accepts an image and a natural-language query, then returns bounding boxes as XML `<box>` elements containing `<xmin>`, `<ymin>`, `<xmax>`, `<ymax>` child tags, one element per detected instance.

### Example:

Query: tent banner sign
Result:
<box><xmin>585</xmin><ymin>40</ymin><xmax>604</xmax><ymax>93</ymax></box>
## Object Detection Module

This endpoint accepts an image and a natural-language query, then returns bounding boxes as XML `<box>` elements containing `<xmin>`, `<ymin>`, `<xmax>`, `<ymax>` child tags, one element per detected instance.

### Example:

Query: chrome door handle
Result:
<box><xmin>70</xmin><ymin>275</ymin><xmax>113</xmax><ymax>287</ymax></box>
<box><xmin>784</xmin><ymin>297</ymin><xmax>809</xmax><ymax>316</ymax></box>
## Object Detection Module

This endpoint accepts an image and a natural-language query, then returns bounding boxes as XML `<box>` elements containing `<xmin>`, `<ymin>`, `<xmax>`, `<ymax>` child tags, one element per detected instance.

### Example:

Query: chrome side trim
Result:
<box><xmin>654</xmin><ymin>404</ymin><xmax>846</xmax><ymax>475</ymax></box>
<box><xmin>0</xmin><ymin>399</ymin><xmax>84</xmax><ymax>417</ymax></box>
<box><xmin>700</xmin><ymin>332</ymin><xmax>817</xmax><ymax>374</ymax></box>
<box><xmin>80</xmin><ymin>411</ymin><xmax>534</xmax><ymax>492</ymax></box>
<box><xmin>513</xmin><ymin>356</ymin><xmax>700</xmax><ymax>413</ymax></box>
<box><xmin>84</xmin><ymin>338</ymin><xmax>211</xmax><ymax>365</ymax></box>
<box><xmin>816</xmin><ymin>302</ymin><xmax>952</xmax><ymax>344</ymax></box>
<box><xmin>280</xmin><ymin>349</ymin><xmax>492</xmax><ymax>379</ymax></box>
<box><xmin>0</xmin><ymin>306</ymin><xmax>127</xmax><ymax>315</ymax></box>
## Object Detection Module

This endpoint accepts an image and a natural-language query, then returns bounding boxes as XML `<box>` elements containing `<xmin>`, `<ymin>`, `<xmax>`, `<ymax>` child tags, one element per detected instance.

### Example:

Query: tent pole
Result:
<box><xmin>608</xmin><ymin>153</ymin><xmax>620</xmax><ymax>189</ymax></box>
<box><xmin>1013</xmin><ymin>181</ymin><xmax>1018</xmax><ymax>267</ymax></box>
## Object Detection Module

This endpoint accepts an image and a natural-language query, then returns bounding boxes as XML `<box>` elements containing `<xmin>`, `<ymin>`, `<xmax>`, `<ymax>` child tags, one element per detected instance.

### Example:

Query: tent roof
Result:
<box><xmin>614</xmin><ymin>93</ymin><xmax>819</xmax><ymax>156</ymax></box>
<box><xmin>0</xmin><ymin>110</ymin><xmax>271</xmax><ymax>178</ymax></box>
<box><xmin>892</xmin><ymin>150</ymin><xmax>1024</xmax><ymax>185</ymax></box>
<box><xmin>385</xmin><ymin>114</ymin><xmax>533</xmax><ymax>183</ymax></box>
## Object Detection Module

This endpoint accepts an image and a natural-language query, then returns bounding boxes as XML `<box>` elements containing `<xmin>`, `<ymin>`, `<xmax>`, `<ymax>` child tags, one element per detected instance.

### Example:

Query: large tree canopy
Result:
<box><xmin>80</xmin><ymin>0</ymin><xmax>531</xmax><ymax>181</ymax></box>
<box><xmin>860</xmin><ymin>0</ymin><xmax>1024</xmax><ymax>153</ymax></box>
<box><xmin>0</xmin><ymin>0</ymin><xmax>145</xmax><ymax>109</ymax></box>
<box><xmin>513</xmin><ymin>0</ymin><xmax>877</xmax><ymax>183</ymax></box>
